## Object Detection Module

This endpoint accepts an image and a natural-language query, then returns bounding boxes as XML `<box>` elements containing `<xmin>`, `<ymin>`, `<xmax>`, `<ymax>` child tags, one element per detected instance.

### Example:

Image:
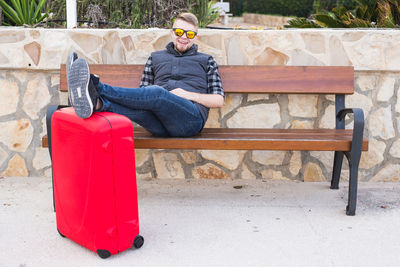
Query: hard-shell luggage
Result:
<box><xmin>50</xmin><ymin>107</ymin><xmax>143</xmax><ymax>258</ymax></box>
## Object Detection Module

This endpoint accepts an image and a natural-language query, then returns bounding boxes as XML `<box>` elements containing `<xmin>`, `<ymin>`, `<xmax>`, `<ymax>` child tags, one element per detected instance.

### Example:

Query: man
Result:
<box><xmin>67</xmin><ymin>12</ymin><xmax>224</xmax><ymax>137</ymax></box>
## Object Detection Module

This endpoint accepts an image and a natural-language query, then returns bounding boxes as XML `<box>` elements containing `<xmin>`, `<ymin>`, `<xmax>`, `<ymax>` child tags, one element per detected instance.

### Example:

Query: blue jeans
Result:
<box><xmin>97</xmin><ymin>82</ymin><xmax>204</xmax><ymax>137</ymax></box>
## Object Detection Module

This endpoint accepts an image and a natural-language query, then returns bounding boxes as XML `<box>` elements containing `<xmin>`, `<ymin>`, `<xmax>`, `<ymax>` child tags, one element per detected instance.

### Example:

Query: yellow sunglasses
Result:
<box><xmin>173</xmin><ymin>28</ymin><xmax>197</xmax><ymax>39</ymax></box>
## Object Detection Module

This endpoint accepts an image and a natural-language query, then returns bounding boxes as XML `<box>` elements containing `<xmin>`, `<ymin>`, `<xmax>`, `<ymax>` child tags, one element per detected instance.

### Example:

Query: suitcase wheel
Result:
<box><xmin>97</xmin><ymin>249</ymin><xmax>111</xmax><ymax>259</ymax></box>
<box><xmin>57</xmin><ymin>228</ymin><xmax>66</xmax><ymax>238</ymax></box>
<box><xmin>133</xmin><ymin>235</ymin><xmax>144</xmax><ymax>249</ymax></box>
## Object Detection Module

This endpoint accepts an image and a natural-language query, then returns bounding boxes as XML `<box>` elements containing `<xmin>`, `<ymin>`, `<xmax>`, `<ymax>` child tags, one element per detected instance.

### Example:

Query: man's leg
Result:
<box><xmin>97</xmin><ymin>83</ymin><xmax>204</xmax><ymax>137</ymax></box>
<box><xmin>99</xmin><ymin>101</ymin><xmax>170</xmax><ymax>136</ymax></box>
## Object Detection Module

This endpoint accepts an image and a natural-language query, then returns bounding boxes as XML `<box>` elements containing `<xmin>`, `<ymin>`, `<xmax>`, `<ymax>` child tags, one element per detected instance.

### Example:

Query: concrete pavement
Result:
<box><xmin>1</xmin><ymin>177</ymin><xmax>400</xmax><ymax>267</ymax></box>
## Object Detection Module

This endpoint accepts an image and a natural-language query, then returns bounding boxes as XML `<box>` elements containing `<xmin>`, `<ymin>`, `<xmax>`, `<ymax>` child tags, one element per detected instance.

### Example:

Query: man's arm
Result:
<box><xmin>170</xmin><ymin>56</ymin><xmax>225</xmax><ymax>108</ymax></box>
<box><xmin>170</xmin><ymin>89</ymin><xmax>224</xmax><ymax>108</ymax></box>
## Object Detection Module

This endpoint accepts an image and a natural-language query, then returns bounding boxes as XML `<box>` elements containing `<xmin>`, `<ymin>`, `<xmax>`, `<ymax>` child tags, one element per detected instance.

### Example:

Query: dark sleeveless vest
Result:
<box><xmin>151</xmin><ymin>42</ymin><xmax>210</xmax><ymax>122</ymax></box>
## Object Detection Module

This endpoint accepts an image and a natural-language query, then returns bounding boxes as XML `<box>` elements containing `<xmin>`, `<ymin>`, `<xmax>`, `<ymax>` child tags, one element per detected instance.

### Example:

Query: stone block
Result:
<box><xmin>319</xmin><ymin>104</ymin><xmax>335</xmax><ymax>129</ymax></box>
<box><xmin>0</xmin><ymin>146</ymin><xmax>8</xmax><ymax>167</ymax></box>
<box><xmin>153</xmin><ymin>152</ymin><xmax>184</xmax><ymax>179</ymax></box>
<box><xmin>204</xmin><ymin>108</ymin><xmax>220</xmax><ymax>128</ymax></box>
<box><xmin>33</xmin><ymin>147</ymin><xmax>51</xmax><ymax>170</ymax></box>
<box><xmin>221</xmin><ymin>94</ymin><xmax>243</xmax><ymax>117</ymax></box>
<box><xmin>121</xmin><ymin>36</ymin><xmax>135</xmax><ymax>51</ymax></box>
<box><xmin>289</xmin><ymin>151</ymin><xmax>302</xmax><ymax>176</ymax></box>
<box><xmin>241</xmin><ymin>164</ymin><xmax>256</xmax><ymax>179</ymax></box>
<box><xmin>182</xmin><ymin>152</ymin><xmax>197</xmax><ymax>164</ymax></box>
<box><xmin>360</xmin><ymin>138</ymin><xmax>386</xmax><ymax>169</ymax></box>
<box><xmin>0</xmin><ymin>51</ymin><xmax>9</xmax><ymax>65</ymax></box>
<box><xmin>23</xmin><ymin>76</ymin><xmax>51</xmax><ymax>119</ymax></box>
<box><xmin>377</xmin><ymin>77</ymin><xmax>395</xmax><ymax>102</ymax></box>
<box><xmin>370</xmin><ymin>164</ymin><xmax>400</xmax><ymax>182</ymax></box>
<box><xmin>0</xmin><ymin>119</ymin><xmax>33</xmax><ymax>152</ymax></box>
<box><xmin>369</xmin><ymin>107</ymin><xmax>395</xmax><ymax>139</ymax></box>
<box><xmin>44</xmin><ymin>168</ymin><xmax>52</xmax><ymax>178</ymax></box>
<box><xmin>29</xmin><ymin>30</ymin><xmax>40</xmax><ymax>39</ymax></box>
<box><xmin>70</xmin><ymin>33</ymin><xmax>102</xmax><ymax>54</ymax></box>
<box><xmin>200</xmin><ymin>150</ymin><xmax>246</xmax><ymax>170</ymax></box>
<box><xmin>135</xmin><ymin>149</ymin><xmax>150</xmax><ymax>167</ymax></box>
<box><xmin>346</xmin><ymin>92</ymin><xmax>373</xmax><ymax>115</ymax></box>
<box><xmin>356</xmin><ymin>75</ymin><xmax>377</xmax><ymax>92</ymax></box>
<box><xmin>385</xmin><ymin>37</ymin><xmax>400</xmax><ymax>70</ymax></box>
<box><xmin>24</xmin><ymin>41</ymin><xmax>41</xmax><ymax>66</ymax></box>
<box><xmin>262</xmin><ymin>169</ymin><xmax>289</xmax><ymax>180</ymax></box>
<box><xmin>302</xmin><ymin>33</ymin><xmax>325</xmax><ymax>54</ymax></box>
<box><xmin>247</xmin><ymin>94</ymin><xmax>269</xmax><ymax>102</ymax></box>
<box><xmin>198</xmin><ymin>34</ymin><xmax>224</xmax><ymax>50</ymax></box>
<box><xmin>288</xmin><ymin>95</ymin><xmax>318</xmax><ymax>118</ymax></box>
<box><xmin>329</xmin><ymin>35</ymin><xmax>352</xmax><ymax>66</ymax></box>
<box><xmin>291</xmin><ymin>120</ymin><xmax>314</xmax><ymax>129</ymax></box>
<box><xmin>136</xmin><ymin>172</ymin><xmax>153</xmax><ymax>180</ymax></box>
<box><xmin>192</xmin><ymin>163</ymin><xmax>230</xmax><ymax>179</ymax></box>
<box><xmin>346</xmin><ymin>33</ymin><xmax>386</xmax><ymax>69</ymax></box>
<box><xmin>41</xmin><ymin>116</ymin><xmax>47</xmax><ymax>137</ymax></box>
<box><xmin>51</xmin><ymin>74</ymin><xmax>60</xmax><ymax>87</ymax></box>
<box><xmin>152</xmin><ymin>34</ymin><xmax>171</xmax><ymax>52</ymax></box>
<box><xmin>289</xmin><ymin>49</ymin><xmax>324</xmax><ymax>66</ymax></box>
<box><xmin>252</xmin><ymin>151</ymin><xmax>285</xmax><ymax>165</ymax></box>
<box><xmin>389</xmin><ymin>139</ymin><xmax>400</xmax><ymax>158</ymax></box>
<box><xmin>102</xmin><ymin>31</ymin><xmax>126</xmax><ymax>64</ymax></box>
<box><xmin>1</xmin><ymin>154</ymin><xmax>28</xmax><ymax>177</ymax></box>
<box><xmin>42</xmin><ymin>31</ymin><xmax>69</xmax><ymax>51</ymax></box>
<box><xmin>325</xmin><ymin>95</ymin><xmax>335</xmax><ymax>102</ymax></box>
<box><xmin>304</xmin><ymin>162</ymin><xmax>326</xmax><ymax>182</ymax></box>
<box><xmin>227</xmin><ymin>103</ymin><xmax>281</xmax><ymax>128</ymax></box>
<box><xmin>254</xmin><ymin>47</ymin><xmax>289</xmax><ymax>65</ymax></box>
<box><xmin>342</xmin><ymin>31</ymin><xmax>366</xmax><ymax>42</ymax></box>
<box><xmin>0</xmin><ymin>78</ymin><xmax>19</xmax><ymax>116</ymax></box>
<box><xmin>225</xmin><ymin>35</ymin><xmax>246</xmax><ymax>65</ymax></box>
<box><xmin>0</xmin><ymin>31</ymin><xmax>25</xmax><ymax>43</ymax></box>
<box><xmin>310</xmin><ymin>151</ymin><xmax>334</xmax><ymax>168</ymax></box>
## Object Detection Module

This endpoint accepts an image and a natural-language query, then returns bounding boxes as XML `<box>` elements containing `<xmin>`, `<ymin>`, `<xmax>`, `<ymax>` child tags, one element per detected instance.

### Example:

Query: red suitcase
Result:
<box><xmin>51</xmin><ymin>107</ymin><xmax>143</xmax><ymax>258</ymax></box>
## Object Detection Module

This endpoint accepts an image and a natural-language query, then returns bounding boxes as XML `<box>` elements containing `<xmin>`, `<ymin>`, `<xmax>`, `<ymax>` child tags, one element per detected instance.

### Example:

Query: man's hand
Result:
<box><xmin>170</xmin><ymin>88</ymin><xmax>192</xmax><ymax>100</ymax></box>
<box><xmin>170</xmin><ymin>88</ymin><xmax>224</xmax><ymax>108</ymax></box>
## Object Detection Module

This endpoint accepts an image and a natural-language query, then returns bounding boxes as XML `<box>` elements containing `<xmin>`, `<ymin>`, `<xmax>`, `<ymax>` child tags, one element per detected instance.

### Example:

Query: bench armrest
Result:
<box><xmin>337</xmin><ymin>108</ymin><xmax>365</xmax><ymax>162</ymax></box>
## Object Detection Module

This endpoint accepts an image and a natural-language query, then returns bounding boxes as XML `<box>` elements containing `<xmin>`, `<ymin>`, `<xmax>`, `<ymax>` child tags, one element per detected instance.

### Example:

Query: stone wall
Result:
<box><xmin>0</xmin><ymin>28</ymin><xmax>399</xmax><ymax>181</ymax></box>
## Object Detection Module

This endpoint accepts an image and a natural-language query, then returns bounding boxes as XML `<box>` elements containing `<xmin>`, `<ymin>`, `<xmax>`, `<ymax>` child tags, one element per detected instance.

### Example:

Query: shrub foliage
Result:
<box><xmin>47</xmin><ymin>0</ymin><xmax>218</xmax><ymax>28</ymax></box>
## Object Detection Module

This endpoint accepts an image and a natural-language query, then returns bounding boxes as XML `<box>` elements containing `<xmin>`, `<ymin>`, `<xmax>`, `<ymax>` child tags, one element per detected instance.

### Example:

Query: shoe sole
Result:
<box><xmin>68</xmin><ymin>59</ymin><xmax>93</xmax><ymax>119</ymax></box>
<box><xmin>66</xmin><ymin>52</ymin><xmax>78</xmax><ymax>105</ymax></box>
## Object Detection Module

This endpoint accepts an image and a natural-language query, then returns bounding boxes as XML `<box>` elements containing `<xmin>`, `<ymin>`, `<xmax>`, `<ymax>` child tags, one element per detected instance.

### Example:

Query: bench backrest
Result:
<box><xmin>60</xmin><ymin>65</ymin><xmax>354</xmax><ymax>95</ymax></box>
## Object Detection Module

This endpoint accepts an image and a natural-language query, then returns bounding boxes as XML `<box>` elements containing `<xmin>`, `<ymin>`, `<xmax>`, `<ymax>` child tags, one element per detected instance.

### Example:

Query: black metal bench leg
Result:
<box><xmin>346</xmin><ymin>162</ymin><xmax>359</xmax><ymax>216</ymax></box>
<box><xmin>330</xmin><ymin>151</ymin><xmax>344</xmax><ymax>189</ymax></box>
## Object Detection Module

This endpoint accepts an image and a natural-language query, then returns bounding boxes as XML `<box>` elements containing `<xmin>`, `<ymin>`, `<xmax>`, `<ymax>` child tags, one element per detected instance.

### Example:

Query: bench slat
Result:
<box><xmin>60</xmin><ymin>65</ymin><xmax>354</xmax><ymax>94</ymax></box>
<box><xmin>132</xmin><ymin>128</ymin><xmax>368</xmax><ymax>151</ymax></box>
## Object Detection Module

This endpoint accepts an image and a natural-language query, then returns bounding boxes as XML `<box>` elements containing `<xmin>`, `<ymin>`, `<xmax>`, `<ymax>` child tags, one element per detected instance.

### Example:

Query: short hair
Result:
<box><xmin>175</xmin><ymin>12</ymin><xmax>199</xmax><ymax>29</ymax></box>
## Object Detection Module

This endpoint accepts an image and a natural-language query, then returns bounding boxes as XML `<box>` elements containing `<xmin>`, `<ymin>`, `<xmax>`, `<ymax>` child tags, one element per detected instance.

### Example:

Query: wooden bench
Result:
<box><xmin>43</xmin><ymin>64</ymin><xmax>368</xmax><ymax>215</ymax></box>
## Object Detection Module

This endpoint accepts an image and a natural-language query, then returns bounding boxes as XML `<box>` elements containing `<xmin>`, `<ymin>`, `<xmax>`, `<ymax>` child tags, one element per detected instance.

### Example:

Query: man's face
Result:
<box><xmin>170</xmin><ymin>19</ymin><xmax>198</xmax><ymax>53</ymax></box>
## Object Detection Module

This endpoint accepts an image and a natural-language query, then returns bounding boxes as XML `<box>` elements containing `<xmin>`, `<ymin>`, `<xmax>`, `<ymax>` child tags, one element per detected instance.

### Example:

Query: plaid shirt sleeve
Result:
<box><xmin>207</xmin><ymin>57</ymin><xmax>224</xmax><ymax>97</ymax></box>
<box><xmin>140</xmin><ymin>56</ymin><xmax>154</xmax><ymax>87</ymax></box>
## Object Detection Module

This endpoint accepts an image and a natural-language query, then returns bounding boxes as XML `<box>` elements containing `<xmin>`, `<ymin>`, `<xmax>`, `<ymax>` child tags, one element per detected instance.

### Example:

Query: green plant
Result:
<box><xmin>285</xmin><ymin>17</ymin><xmax>323</xmax><ymax>27</ymax></box>
<box><xmin>189</xmin><ymin>0</ymin><xmax>219</xmax><ymax>28</ymax></box>
<box><xmin>0</xmin><ymin>0</ymin><xmax>49</xmax><ymax>26</ymax></box>
<box><xmin>286</xmin><ymin>0</ymin><xmax>400</xmax><ymax>28</ymax></box>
